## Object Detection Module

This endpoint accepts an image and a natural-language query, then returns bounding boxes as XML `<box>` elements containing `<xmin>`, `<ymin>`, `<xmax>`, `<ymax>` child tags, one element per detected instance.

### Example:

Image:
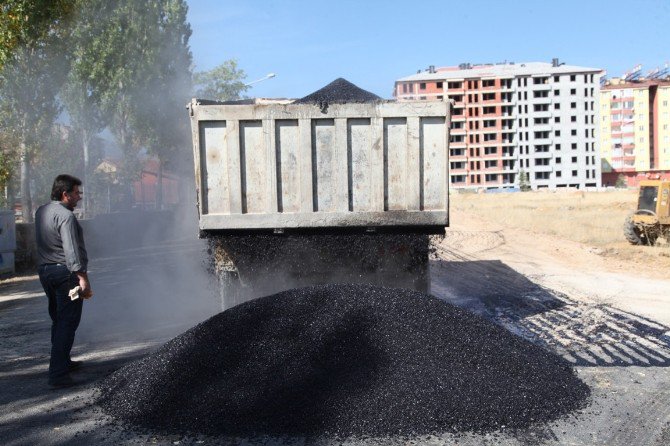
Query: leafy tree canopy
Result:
<box><xmin>194</xmin><ymin>59</ymin><xmax>248</xmax><ymax>101</ymax></box>
<box><xmin>0</xmin><ymin>0</ymin><xmax>75</xmax><ymax>70</ymax></box>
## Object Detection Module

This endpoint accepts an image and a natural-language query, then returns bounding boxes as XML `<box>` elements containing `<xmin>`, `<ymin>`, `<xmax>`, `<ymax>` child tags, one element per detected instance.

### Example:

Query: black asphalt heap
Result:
<box><xmin>97</xmin><ymin>284</ymin><xmax>590</xmax><ymax>438</ymax></box>
<box><xmin>294</xmin><ymin>78</ymin><xmax>381</xmax><ymax>105</ymax></box>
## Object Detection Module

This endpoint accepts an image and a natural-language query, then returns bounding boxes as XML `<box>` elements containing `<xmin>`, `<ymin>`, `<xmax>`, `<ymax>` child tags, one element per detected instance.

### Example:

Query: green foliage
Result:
<box><xmin>0</xmin><ymin>0</ymin><xmax>75</xmax><ymax>70</ymax></box>
<box><xmin>30</xmin><ymin>126</ymin><xmax>103</xmax><ymax>204</ymax></box>
<box><xmin>194</xmin><ymin>59</ymin><xmax>249</xmax><ymax>101</ymax></box>
<box><xmin>0</xmin><ymin>149</ymin><xmax>17</xmax><ymax>209</ymax></box>
<box><xmin>615</xmin><ymin>174</ymin><xmax>627</xmax><ymax>188</ymax></box>
<box><xmin>70</xmin><ymin>0</ymin><xmax>193</xmax><ymax>189</ymax></box>
<box><xmin>0</xmin><ymin>19</ymin><xmax>70</xmax><ymax>220</ymax></box>
<box><xmin>519</xmin><ymin>169</ymin><xmax>531</xmax><ymax>192</ymax></box>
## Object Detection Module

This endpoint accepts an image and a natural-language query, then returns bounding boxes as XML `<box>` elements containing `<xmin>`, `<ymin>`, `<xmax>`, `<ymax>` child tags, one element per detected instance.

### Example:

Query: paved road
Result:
<box><xmin>1</xmin><ymin>233</ymin><xmax>670</xmax><ymax>445</ymax></box>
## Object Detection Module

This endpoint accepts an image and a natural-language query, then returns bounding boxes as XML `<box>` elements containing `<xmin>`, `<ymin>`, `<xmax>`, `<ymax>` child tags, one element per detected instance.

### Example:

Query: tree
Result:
<box><xmin>72</xmin><ymin>0</ymin><xmax>194</xmax><ymax>206</ymax></box>
<box><xmin>0</xmin><ymin>40</ymin><xmax>70</xmax><ymax>221</ymax></box>
<box><xmin>0</xmin><ymin>145</ymin><xmax>17</xmax><ymax>209</ymax></box>
<box><xmin>193</xmin><ymin>60</ymin><xmax>248</xmax><ymax>101</ymax></box>
<box><xmin>132</xmin><ymin>0</ymin><xmax>193</xmax><ymax>210</ymax></box>
<box><xmin>615</xmin><ymin>174</ymin><xmax>627</xmax><ymax>189</ymax></box>
<box><xmin>0</xmin><ymin>0</ymin><xmax>74</xmax><ymax>221</ymax></box>
<box><xmin>0</xmin><ymin>0</ymin><xmax>75</xmax><ymax>71</ymax></box>
<box><xmin>518</xmin><ymin>169</ymin><xmax>531</xmax><ymax>192</ymax></box>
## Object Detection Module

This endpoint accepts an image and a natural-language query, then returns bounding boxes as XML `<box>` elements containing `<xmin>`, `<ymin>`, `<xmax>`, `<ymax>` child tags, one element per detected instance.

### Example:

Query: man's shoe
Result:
<box><xmin>68</xmin><ymin>360</ymin><xmax>84</xmax><ymax>371</ymax></box>
<box><xmin>48</xmin><ymin>375</ymin><xmax>80</xmax><ymax>389</ymax></box>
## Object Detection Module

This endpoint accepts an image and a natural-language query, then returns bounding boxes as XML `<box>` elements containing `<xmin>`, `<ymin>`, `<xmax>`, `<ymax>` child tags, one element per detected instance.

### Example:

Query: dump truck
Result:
<box><xmin>624</xmin><ymin>179</ymin><xmax>670</xmax><ymax>245</ymax></box>
<box><xmin>188</xmin><ymin>89</ymin><xmax>450</xmax><ymax>308</ymax></box>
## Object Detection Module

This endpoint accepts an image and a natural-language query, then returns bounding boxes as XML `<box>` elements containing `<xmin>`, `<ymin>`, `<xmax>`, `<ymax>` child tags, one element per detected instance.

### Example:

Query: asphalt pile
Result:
<box><xmin>295</xmin><ymin>78</ymin><xmax>381</xmax><ymax>109</ymax></box>
<box><xmin>97</xmin><ymin>284</ymin><xmax>590</xmax><ymax>438</ymax></box>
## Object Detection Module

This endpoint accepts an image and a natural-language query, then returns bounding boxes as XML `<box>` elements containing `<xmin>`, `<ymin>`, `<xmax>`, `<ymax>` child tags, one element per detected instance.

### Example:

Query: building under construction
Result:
<box><xmin>394</xmin><ymin>59</ymin><xmax>603</xmax><ymax>191</ymax></box>
<box><xmin>600</xmin><ymin>64</ymin><xmax>670</xmax><ymax>187</ymax></box>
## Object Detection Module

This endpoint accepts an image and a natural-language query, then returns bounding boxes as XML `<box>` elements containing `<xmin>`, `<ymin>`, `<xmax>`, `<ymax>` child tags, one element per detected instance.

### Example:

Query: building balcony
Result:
<box><xmin>531</xmin><ymin>82</ymin><xmax>551</xmax><ymax>91</ymax></box>
<box><xmin>532</xmin><ymin>123</ymin><xmax>552</xmax><ymax>132</ymax></box>
<box><xmin>531</xmin><ymin>110</ymin><xmax>552</xmax><ymax>119</ymax></box>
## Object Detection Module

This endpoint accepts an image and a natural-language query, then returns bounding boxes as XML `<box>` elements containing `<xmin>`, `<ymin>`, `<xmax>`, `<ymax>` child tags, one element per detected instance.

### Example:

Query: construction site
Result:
<box><xmin>1</xmin><ymin>79</ymin><xmax>670</xmax><ymax>446</ymax></box>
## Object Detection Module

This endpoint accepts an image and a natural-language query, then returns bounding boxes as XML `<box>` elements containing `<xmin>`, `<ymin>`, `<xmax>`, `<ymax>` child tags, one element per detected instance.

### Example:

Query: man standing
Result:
<box><xmin>35</xmin><ymin>174</ymin><xmax>93</xmax><ymax>388</ymax></box>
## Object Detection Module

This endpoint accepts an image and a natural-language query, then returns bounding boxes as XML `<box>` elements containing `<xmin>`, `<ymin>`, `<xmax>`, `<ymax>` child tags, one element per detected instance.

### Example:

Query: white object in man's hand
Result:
<box><xmin>68</xmin><ymin>286</ymin><xmax>81</xmax><ymax>301</ymax></box>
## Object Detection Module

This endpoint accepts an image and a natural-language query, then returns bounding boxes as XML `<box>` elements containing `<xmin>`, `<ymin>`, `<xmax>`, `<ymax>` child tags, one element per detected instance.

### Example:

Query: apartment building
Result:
<box><xmin>395</xmin><ymin>60</ymin><xmax>603</xmax><ymax>190</ymax></box>
<box><xmin>600</xmin><ymin>78</ymin><xmax>670</xmax><ymax>186</ymax></box>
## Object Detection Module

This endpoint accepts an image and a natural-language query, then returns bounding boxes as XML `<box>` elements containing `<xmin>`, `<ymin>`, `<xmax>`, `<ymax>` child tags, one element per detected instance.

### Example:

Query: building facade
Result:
<box><xmin>395</xmin><ymin>61</ymin><xmax>603</xmax><ymax>190</ymax></box>
<box><xmin>600</xmin><ymin>79</ymin><xmax>670</xmax><ymax>187</ymax></box>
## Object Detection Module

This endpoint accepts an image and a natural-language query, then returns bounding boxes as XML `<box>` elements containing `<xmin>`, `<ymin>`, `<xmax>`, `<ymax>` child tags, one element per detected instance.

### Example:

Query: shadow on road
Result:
<box><xmin>431</xmin><ymin>258</ymin><xmax>670</xmax><ymax>367</ymax></box>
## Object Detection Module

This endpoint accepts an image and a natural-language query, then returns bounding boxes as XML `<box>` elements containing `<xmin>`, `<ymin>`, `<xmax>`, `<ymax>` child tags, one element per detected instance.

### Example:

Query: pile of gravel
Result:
<box><xmin>294</xmin><ymin>78</ymin><xmax>381</xmax><ymax>107</ymax></box>
<box><xmin>97</xmin><ymin>284</ymin><xmax>590</xmax><ymax>438</ymax></box>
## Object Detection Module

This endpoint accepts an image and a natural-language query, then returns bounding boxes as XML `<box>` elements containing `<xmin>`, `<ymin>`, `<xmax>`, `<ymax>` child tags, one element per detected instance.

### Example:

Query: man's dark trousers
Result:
<box><xmin>38</xmin><ymin>264</ymin><xmax>83</xmax><ymax>381</ymax></box>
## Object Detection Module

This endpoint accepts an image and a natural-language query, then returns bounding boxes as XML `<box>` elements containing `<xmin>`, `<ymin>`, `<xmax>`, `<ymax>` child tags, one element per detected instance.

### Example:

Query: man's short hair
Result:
<box><xmin>51</xmin><ymin>174</ymin><xmax>82</xmax><ymax>201</ymax></box>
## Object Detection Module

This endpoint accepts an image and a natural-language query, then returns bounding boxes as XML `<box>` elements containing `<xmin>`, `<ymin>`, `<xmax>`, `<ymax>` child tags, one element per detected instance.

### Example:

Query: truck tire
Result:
<box><xmin>624</xmin><ymin>215</ymin><xmax>656</xmax><ymax>246</ymax></box>
<box><xmin>624</xmin><ymin>216</ymin><xmax>643</xmax><ymax>245</ymax></box>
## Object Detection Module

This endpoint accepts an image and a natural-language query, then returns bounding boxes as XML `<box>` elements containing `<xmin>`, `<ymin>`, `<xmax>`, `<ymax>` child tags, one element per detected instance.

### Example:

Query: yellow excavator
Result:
<box><xmin>624</xmin><ymin>179</ymin><xmax>670</xmax><ymax>245</ymax></box>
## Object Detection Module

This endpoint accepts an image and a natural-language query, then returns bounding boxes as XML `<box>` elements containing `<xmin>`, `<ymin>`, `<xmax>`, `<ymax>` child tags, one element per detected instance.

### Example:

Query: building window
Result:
<box><xmin>570</xmin><ymin>88</ymin><xmax>576</xmax><ymax>95</ymax></box>
<box><xmin>436</xmin><ymin>82</ymin><xmax>443</xmax><ymax>89</ymax></box>
<box><xmin>554</xmin><ymin>90</ymin><xmax>560</xmax><ymax>96</ymax></box>
<box><xmin>437</xmin><ymin>95</ymin><xmax>443</xmax><ymax>100</ymax></box>
<box><xmin>556</xmin><ymin>171</ymin><xmax>562</xmax><ymax>177</ymax></box>
<box><xmin>555</xmin><ymin>130</ymin><xmax>561</xmax><ymax>136</ymax></box>
<box><xmin>482</xmin><ymin>79</ymin><xmax>495</xmax><ymax>87</ymax></box>
<box><xmin>572</xmin><ymin>170</ymin><xmax>578</xmax><ymax>176</ymax></box>
<box><xmin>556</xmin><ymin>144</ymin><xmax>561</xmax><ymax>150</ymax></box>
<box><xmin>571</xmin><ymin>102</ymin><xmax>577</xmax><ymax>109</ymax></box>
<box><xmin>572</xmin><ymin>156</ymin><xmax>577</xmax><ymax>163</ymax></box>
<box><xmin>570</xmin><ymin>75</ymin><xmax>576</xmax><ymax>81</ymax></box>
<box><xmin>571</xmin><ymin>129</ymin><xmax>577</xmax><ymax>136</ymax></box>
<box><xmin>554</xmin><ymin>103</ymin><xmax>560</xmax><ymax>110</ymax></box>
<box><xmin>555</xmin><ymin>117</ymin><xmax>561</xmax><ymax>123</ymax></box>
<box><xmin>571</xmin><ymin>116</ymin><xmax>577</xmax><ymax>122</ymax></box>
<box><xmin>420</xmin><ymin>96</ymin><xmax>426</xmax><ymax>100</ymax></box>
<box><xmin>571</xmin><ymin>143</ymin><xmax>577</xmax><ymax>149</ymax></box>
<box><xmin>419</xmin><ymin>83</ymin><xmax>426</xmax><ymax>90</ymax></box>
<box><xmin>556</xmin><ymin>157</ymin><xmax>562</xmax><ymax>163</ymax></box>
<box><xmin>554</xmin><ymin>75</ymin><xmax>560</xmax><ymax>82</ymax></box>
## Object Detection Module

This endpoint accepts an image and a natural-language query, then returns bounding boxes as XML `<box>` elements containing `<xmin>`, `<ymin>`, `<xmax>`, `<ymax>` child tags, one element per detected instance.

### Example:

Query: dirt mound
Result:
<box><xmin>294</xmin><ymin>78</ymin><xmax>381</xmax><ymax>106</ymax></box>
<box><xmin>97</xmin><ymin>284</ymin><xmax>589</xmax><ymax>438</ymax></box>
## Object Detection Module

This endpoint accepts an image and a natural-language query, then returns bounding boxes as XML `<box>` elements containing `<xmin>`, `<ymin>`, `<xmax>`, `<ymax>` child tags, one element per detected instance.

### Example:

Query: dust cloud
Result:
<box><xmin>75</xmin><ymin>197</ymin><xmax>220</xmax><ymax>345</ymax></box>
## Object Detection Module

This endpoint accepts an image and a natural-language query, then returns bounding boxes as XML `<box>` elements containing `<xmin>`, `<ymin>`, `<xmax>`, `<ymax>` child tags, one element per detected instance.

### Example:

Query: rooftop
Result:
<box><xmin>397</xmin><ymin>61</ymin><xmax>603</xmax><ymax>82</ymax></box>
<box><xmin>601</xmin><ymin>78</ymin><xmax>670</xmax><ymax>90</ymax></box>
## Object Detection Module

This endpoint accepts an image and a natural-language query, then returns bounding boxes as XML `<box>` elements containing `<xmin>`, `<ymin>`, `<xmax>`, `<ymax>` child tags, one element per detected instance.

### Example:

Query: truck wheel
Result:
<box><xmin>624</xmin><ymin>215</ymin><xmax>657</xmax><ymax>246</ymax></box>
<box><xmin>624</xmin><ymin>216</ymin><xmax>643</xmax><ymax>245</ymax></box>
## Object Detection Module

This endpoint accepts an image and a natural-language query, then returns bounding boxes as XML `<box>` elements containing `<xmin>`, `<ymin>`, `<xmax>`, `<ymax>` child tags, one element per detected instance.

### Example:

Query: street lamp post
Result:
<box><xmin>245</xmin><ymin>73</ymin><xmax>276</xmax><ymax>87</ymax></box>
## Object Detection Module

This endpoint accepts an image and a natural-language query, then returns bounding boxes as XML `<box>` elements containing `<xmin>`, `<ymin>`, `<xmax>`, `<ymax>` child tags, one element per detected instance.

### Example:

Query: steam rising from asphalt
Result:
<box><xmin>76</xmin><ymin>201</ymin><xmax>220</xmax><ymax>346</ymax></box>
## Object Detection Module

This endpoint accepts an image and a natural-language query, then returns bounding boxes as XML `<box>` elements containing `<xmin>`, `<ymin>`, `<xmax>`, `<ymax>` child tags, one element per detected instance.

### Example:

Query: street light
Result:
<box><xmin>245</xmin><ymin>73</ymin><xmax>276</xmax><ymax>87</ymax></box>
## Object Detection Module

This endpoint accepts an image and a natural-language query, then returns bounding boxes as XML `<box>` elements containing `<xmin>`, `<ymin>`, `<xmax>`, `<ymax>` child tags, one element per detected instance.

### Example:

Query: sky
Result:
<box><xmin>186</xmin><ymin>0</ymin><xmax>670</xmax><ymax>100</ymax></box>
